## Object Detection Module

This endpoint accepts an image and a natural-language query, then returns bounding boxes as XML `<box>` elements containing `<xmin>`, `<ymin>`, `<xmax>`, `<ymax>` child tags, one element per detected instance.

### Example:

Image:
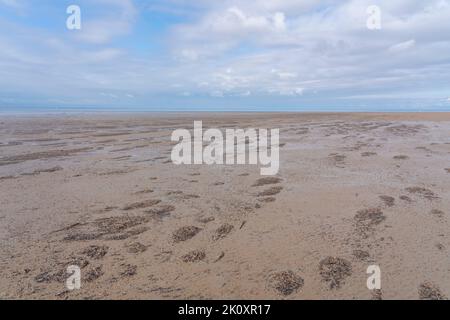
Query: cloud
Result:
<box><xmin>0</xmin><ymin>0</ymin><xmax>22</xmax><ymax>8</ymax></box>
<box><xmin>1</xmin><ymin>0</ymin><xmax>450</xmax><ymax>109</ymax></box>
<box><xmin>389</xmin><ymin>39</ymin><xmax>416</xmax><ymax>52</ymax></box>
<box><xmin>75</xmin><ymin>0</ymin><xmax>137</xmax><ymax>44</ymax></box>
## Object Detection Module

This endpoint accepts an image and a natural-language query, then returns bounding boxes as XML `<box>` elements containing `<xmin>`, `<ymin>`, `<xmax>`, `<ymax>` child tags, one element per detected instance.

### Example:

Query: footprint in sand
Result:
<box><xmin>399</xmin><ymin>195</ymin><xmax>413</xmax><ymax>203</ymax></box>
<box><xmin>319</xmin><ymin>257</ymin><xmax>352</xmax><ymax>290</ymax></box>
<box><xmin>167</xmin><ymin>191</ymin><xmax>200</xmax><ymax>200</ymax></box>
<box><xmin>64</xmin><ymin>216</ymin><xmax>150</xmax><ymax>242</ymax></box>
<box><xmin>252</xmin><ymin>177</ymin><xmax>282</xmax><ymax>187</ymax></box>
<box><xmin>258</xmin><ymin>197</ymin><xmax>277</xmax><ymax>203</ymax></box>
<box><xmin>145</xmin><ymin>205</ymin><xmax>176</xmax><ymax>220</ymax></box>
<box><xmin>81</xmin><ymin>245</ymin><xmax>108</xmax><ymax>259</ymax></box>
<box><xmin>268</xmin><ymin>270</ymin><xmax>304</xmax><ymax>296</ymax></box>
<box><xmin>173</xmin><ymin>226</ymin><xmax>202</xmax><ymax>243</ymax></box>
<box><xmin>361</xmin><ymin>152</ymin><xmax>377</xmax><ymax>157</ymax></box>
<box><xmin>328</xmin><ymin>153</ymin><xmax>346</xmax><ymax>168</ymax></box>
<box><xmin>134</xmin><ymin>189</ymin><xmax>154</xmax><ymax>195</ymax></box>
<box><xmin>213</xmin><ymin>224</ymin><xmax>234</xmax><ymax>241</ymax></box>
<box><xmin>430</xmin><ymin>209</ymin><xmax>445</xmax><ymax>218</ymax></box>
<box><xmin>252</xmin><ymin>177</ymin><xmax>283</xmax><ymax>202</ymax></box>
<box><xmin>393</xmin><ymin>155</ymin><xmax>409</xmax><ymax>160</ymax></box>
<box><xmin>352</xmin><ymin>250</ymin><xmax>370</xmax><ymax>261</ymax></box>
<box><xmin>379</xmin><ymin>195</ymin><xmax>395</xmax><ymax>207</ymax></box>
<box><xmin>418</xmin><ymin>282</ymin><xmax>447</xmax><ymax>300</ymax></box>
<box><xmin>84</xmin><ymin>266</ymin><xmax>104</xmax><ymax>282</ymax></box>
<box><xmin>371</xmin><ymin>289</ymin><xmax>383</xmax><ymax>300</ymax></box>
<box><xmin>354</xmin><ymin>208</ymin><xmax>386</xmax><ymax>237</ymax></box>
<box><xmin>126</xmin><ymin>242</ymin><xmax>147</xmax><ymax>254</ymax></box>
<box><xmin>182</xmin><ymin>250</ymin><xmax>206</xmax><ymax>263</ymax></box>
<box><xmin>122</xmin><ymin>200</ymin><xmax>161</xmax><ymax>211</ymax></box>
<box><xmin>406</xmin><ymin>187</ymin><xmax>439</xmax><ymax>200</ymax></box>
<box><xmin>257</xmin><ymin>186</ymin><xmax>283</xmax><ymax>197</ymax></box>
<box><xmin>120</xmin><ymin>264</ymin><xmax>137</xmax><ymax>277</ymax></box>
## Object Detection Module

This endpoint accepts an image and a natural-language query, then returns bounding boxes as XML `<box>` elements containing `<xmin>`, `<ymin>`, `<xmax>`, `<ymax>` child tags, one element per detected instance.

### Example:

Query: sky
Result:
<box><xmin>0</xmin><ymin>0</ymin><xmax>450</xmax><ymax>112</ymax></box>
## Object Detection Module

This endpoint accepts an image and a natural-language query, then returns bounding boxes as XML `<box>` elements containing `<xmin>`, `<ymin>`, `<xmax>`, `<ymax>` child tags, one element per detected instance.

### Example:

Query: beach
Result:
<box><xmin>1</xmin><ymin>112</ymin><xmax>450</xmax><ymax>300</ymax></box>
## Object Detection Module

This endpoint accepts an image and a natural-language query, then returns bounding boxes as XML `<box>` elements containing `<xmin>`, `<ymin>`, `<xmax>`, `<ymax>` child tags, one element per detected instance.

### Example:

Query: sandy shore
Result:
<box><xmin>1</xmin><ymin>112</ymin><xmax>450</xmax><ymax>300</ymax></box>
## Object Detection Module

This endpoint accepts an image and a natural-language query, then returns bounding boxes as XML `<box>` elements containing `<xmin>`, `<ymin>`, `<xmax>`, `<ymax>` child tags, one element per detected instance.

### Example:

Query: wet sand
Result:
<box><xmin>1</xmin><ymin>112</ymin><xmax>450</xmax><ymax>300</ymax></box>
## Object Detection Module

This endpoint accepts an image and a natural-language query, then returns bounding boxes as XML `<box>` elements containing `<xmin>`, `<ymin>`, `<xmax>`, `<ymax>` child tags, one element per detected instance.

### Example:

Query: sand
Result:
<box><xmin>1</xmin><ymin>112</ymin><xmax>450</xmax><ymax>300</ymax></box>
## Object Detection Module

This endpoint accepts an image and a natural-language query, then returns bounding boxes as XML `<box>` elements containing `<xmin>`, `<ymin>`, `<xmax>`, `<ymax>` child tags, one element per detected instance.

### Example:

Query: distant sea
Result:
<box><xmin>1</xmin><ymin>105</ymin><xmax>449</xmax><ymax>115</ymax></box>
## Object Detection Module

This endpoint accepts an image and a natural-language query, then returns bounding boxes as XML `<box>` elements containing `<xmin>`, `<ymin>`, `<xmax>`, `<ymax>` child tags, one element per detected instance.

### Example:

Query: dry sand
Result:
<box><xmin>1</xmin><ymin>112</ymin><xmax>450</xmax><ymax>300</ymax></box>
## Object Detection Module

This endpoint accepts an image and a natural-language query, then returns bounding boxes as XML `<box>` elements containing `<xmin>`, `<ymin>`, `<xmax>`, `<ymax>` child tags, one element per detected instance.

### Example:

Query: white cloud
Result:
<box><xmin>210</xmin><ymin>90</ymin><xmax>224</xmax><ymax>97</ymax></box>
<box><xmin>2</xmin><ymin>0</ymin><xmax>450</xmax><ymax>108</ymax></box>
<box><xmin>389</xmin><ymin>39</ymin><xmax>416</xmax><ymax>53</ymax></box>
<box><xmin>76</xmin><ymin>0</ymin><xmax>137</xmax><ymax>44</ymax></box>
<box><xmin>0</xmin><ymin>0</ymin><xmax>22</xmax><ymax>8</ymax></box>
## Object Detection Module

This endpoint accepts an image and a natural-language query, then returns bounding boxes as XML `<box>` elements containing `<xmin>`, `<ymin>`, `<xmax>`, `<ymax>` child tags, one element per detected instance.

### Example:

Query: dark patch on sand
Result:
<box><xmin>379</xmin><ymin>195</ymin><xmax>395</xmax><ymax>207</ymax></box>
<box><xmin>386</xmin><ymin>124</ymin><xmax>425</xmax><ymax>136</ymax></box>
<box><xmin>120</xmin><ymin>264</ymin><xmax>137</xmax><ymax>277</ymax></box>
<box><xmin>406</xmin><ymin>187</ymin><xmax>439</xmax><ymax>200</ymax></box>
<box><xmin>372</xmin><ymin>289</ymin><xmax>383</xmax><ymax>300</ymax></box>
<box><xmin>0</xmin><ymin>175</ymin><xmax>16</xmax><ymax>181</ymax></box>
<box><xmin>257</xmin><ymin>186</ymin><xmax>283</xmax><ymax>197</ymax></box>
<box><xmin>173</xmin><ymin>226</ymin><xmax>202</xmax><ymax>242</ymax></box>
<box><xmin>354</xmin><ymin>208</ymin><xmax>386</xmax><ymax>236</ymax></box>
<box><xmin>418</xmin><ymin>282</ymin><xmax>447</xmax><ymax>300</ymax></box>
<box><xmin>252</xmin><ymin>177</ymin><xmax>282</xmax><ymax>187</ymax></box>
<box><xmin>64</xmin><ymin>216</ymin><xmax>150</xmax><ymax>241</ymax></box>
<box><xmin>319</xmin><ymin>257</ymin><xmax>352</xmax><ymax>290</ymax></box>
<box><xmin>95</xmin><ymin>216</ymin><xmax>149</xmax><ymax>233</ymax></box>
<box><xmin>182</xmin><ymin>250</ymin><xmax>206</xmax><ymax>263</ymax></box>
<box><xmin>82</xmin><ymin>245</ymin><xmax>108</xmax><ymax>259</ymax></box>
<box><xmin>126</xmin><ymin>242</ymin><xmax>147</xmax><ymax>254</ymax></box>
<box><xmin>399</xmin><ymin>195</ymin><xmax>412</xmax><ymax>203</ymax></box>
<box><xmin>430</xmin><ymin>209</ymin><xmax>445</xmax><ymax>218</ymax></box>
<box><xmin>21</xmin><ymin>166</ymin><xmax>63</xmax><ymax>176</ymax></box>
<box><xmin>85</xmin><ymin>266</ymin><xmax>104</xmax><ymax>282</ymax></box>
<box><xmin>361</xmin><ymin>152</ymin><xmax>377</xmax><ymax>157</ymax></box>
<box><xmin>146</xmin><ymin>205</ymin><xmax>176</xmax><ymax>220</ymax></box>
<box><xmin>0</xmin><ymin>148</ymin><xmax>92</xmax><ymax>166</ymax></box>
<box><xmin>393</xmin><ymin>155</ymin><xmax>409</xmax><ymax>160</ymax></box>
<box><xmin>213</xmin><ymin>224</ymin><xmax>234</xmax><ymax>241</ymax></box>
<box><xmin>35</xmin><ymin>270</ymin><xmax>66</xmax><ymax>284</ymax></box>
<box><xmin>328</xmin><ymin>153</ymin><xmax>346</xmax><ymax>167</ymax></box>
<box><xmin>104</xmin><ymin>226</ymin><xmax>149</xmax><ymax>240</ymax></box>
<box><xmin>268</xmin><ymin>271</ymin><xmax>304</xmax><ymax>296</ymax></box>
<box><xmin>35</xmin><ymin>257</ymin><xmax>90</xmax><ymax>284</ymax></box>
<box><xmin>352</xmin><ymin>250</ymin><xmax>370</xmax><ymax>261</ymax></box>
<box><xmin>214</xmin><ymin>252</ymin><xmax>225</xmax><ymax>263</ymax></box>
<box><xmin>123</xmin><ymin>200</ymin><xmax>161</xmax><ymax>211</ymax></box>
<box><xmin>258</xmin><ymin>197</ymin><xmax>277</xmax><ymax>203</ymax></box>
<box><xmin>134</xmin><ymin>189</ymin><xmax>154</xmax><ymax>195</ymax></box>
